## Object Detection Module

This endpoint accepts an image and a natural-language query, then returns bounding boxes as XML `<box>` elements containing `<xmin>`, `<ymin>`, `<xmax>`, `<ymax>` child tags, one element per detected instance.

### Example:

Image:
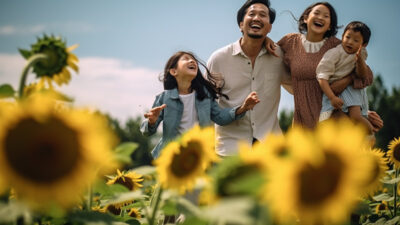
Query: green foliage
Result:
<box><xmin>367</xmin><ymin>75</ymin><xmax>400</xmax><ymax>149</ymax></box>
<box><xmin>114</xmin><ymin>142</ymin><xmax>139</xmax><ymax>166</ymax></box>
<box><xmin>279</xmin><ymin>109</ymin><xmax>293</xmax><ymax>132</ymax></box>
<box><xmin>0</xmin><ymin>84</ymin><xmax>16</xmax><ymax>99</ymax></box>
<box><xmin>108</xmin><ymin>116</ymin><xmax>157</xmax><ymax>168</ymax></box>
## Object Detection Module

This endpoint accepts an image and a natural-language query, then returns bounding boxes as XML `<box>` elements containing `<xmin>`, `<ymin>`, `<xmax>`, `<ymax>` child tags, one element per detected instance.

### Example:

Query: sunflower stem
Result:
<box><xmin>139</xmin><ymin>199</ymin><xmax>152</xmax><ymax>225</ymax></box>
<box><xmin>394</xmin><ymin>168</ymin><xmax>399</xmax><ymax>217</ymax></box>
<box><xmin>87</xmin><ymin>184</ymin><xmax>93</xmax><ymax>211</ymax></box>
<box><xmin>149</xmin><ymin>187</ymin><xmax>163</xmax><ymax>225</ymax></box>
<box><xmin>18</xmin><ymin>53</ymin><xmax>47</xmax><ymax>98</ymax></box>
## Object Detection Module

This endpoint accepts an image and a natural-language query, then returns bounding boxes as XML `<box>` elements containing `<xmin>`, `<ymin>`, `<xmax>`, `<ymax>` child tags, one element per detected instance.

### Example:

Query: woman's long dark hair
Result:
<box><xmin>160</xmin><ymin>51</ymin><xmax>228</xmax><ymax>101</ymax></box>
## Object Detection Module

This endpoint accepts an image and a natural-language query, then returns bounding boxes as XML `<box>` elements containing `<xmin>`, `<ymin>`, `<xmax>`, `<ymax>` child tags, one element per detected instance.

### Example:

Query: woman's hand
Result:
<box><xmin>367</xmin><ymin>111</ymin><xmax>383</xmax><ymax>132</ymax></box>
<box><xmin>144</xmin><ymin>104</ymin><xmax>166</xmax><ymax>125</ymax></box>
<box><xmin>264</xmin><ymin>36</ymin><xmax>279</xmax><ymax>57</ymax></box>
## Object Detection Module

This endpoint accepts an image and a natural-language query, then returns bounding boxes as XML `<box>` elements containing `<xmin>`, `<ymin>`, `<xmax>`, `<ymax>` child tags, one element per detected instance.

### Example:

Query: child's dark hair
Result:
<box><xmin>343</xmin><ymin>21</ymin><xmax>371</xmax><ymax>44</ymax></box>
<box><xmin>237</xmin><ymin>0</ymin><xmax>276</xmax><ymax>26</ymax></box>
<box><xmin>298</xmin><ymin>2</ymin><xmax>339</xmax><ymax>38</ymax></box>
<box><xmin>161</xmin><ymin>51</ymin><xmax>228</xmax><ymax>101</ymax></box>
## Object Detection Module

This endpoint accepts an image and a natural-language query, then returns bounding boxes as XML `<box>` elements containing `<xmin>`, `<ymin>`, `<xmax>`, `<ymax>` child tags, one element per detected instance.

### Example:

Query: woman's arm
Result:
<box><xmin>330</xmin><ymin>75</ymin><xmax>353</xmax><ymax>96</ymax></box>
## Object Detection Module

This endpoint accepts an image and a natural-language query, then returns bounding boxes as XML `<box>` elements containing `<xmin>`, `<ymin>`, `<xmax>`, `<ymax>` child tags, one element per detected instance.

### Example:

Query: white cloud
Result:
<box><xmin>0</xmin><ymin>53</ymin><xmax>294</xmax><ymax>123</ymax></box>
<box><xmin>0</xmin><ymin>54</ymin><xmax>163</xmax><ymax>122</ymax></box>
<box><xmin>0</xmin><ymin>22</ymin><xmax>95</xmax><ymax>36</ymax></box>
<box><xmin>0</xmin><ymin>25</ymin><xmax>46</xmax><ymax>35</ymax></box>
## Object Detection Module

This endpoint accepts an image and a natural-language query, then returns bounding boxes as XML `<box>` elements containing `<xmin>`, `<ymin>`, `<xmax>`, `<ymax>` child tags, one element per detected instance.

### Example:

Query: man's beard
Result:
<box><xmin>248</xmin><ymin>33</ymin><xmax>264</xmax><ymax>39</ymax></box>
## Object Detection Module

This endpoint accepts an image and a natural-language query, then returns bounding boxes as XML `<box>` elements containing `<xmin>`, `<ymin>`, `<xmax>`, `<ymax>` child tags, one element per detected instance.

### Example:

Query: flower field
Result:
<box><xmin>1</xmin><ymin>35</ymin><xmax>400</xmax><ymax>225</ymax></box>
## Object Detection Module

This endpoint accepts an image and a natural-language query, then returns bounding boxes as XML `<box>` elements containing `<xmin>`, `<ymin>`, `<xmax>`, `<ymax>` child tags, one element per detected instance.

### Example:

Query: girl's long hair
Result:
<box><xmin>160</xmin><ymin>51</ymin><xmax>228</xmax><ymax>101</ymax></box>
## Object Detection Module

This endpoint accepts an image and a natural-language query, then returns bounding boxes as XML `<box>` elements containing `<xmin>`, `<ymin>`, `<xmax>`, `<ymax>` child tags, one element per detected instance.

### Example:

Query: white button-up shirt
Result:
<box><xmin>207</xmin><ymin>39</ymin><xmax>291</xmax><ymax>156</ymax></box>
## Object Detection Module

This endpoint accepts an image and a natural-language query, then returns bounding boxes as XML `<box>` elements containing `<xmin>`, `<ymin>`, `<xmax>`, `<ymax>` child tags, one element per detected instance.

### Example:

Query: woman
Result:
<box><xmin>269</xmin><ymin>2</ymin><xmax>382</xmax><ymax>130</ymax></box>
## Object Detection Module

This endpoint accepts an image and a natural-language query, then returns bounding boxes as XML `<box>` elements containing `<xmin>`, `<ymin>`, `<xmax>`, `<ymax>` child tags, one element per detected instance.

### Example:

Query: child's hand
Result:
<box><xmin>264</xmin><ymin>37</ymin><xmax>279</xmax><ymax>57</ymax></box>
<box><xmin>144</xmin><ymin>104</ymin><xmax>166</xmax><ymax>125</ymax></box>
<box><xmin>236</xmin><ymin>92</ymin><xmax>260</xmax><ymax>115</ymax></box>
<box><xmin>355</xmin><ymin>45</ymin><xmax>367</xmax><ymax>77</ymax></box>
<box><xmin>355</xmin><ymin>45</ymin><xmax>365</xmax><ymax>64</ymax></box>
<box><xmin>329</xmin><ymin>96</ymin><xmax>343</xmax><ymax>109</ymax></box>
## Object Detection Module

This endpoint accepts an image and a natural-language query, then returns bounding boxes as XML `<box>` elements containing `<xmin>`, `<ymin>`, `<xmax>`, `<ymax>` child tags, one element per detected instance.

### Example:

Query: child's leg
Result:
<box><xmin>348</xmin><ymin>106</ymin><xmax>373</xmax><ymax>134</ymax></box>
<box><xmin>331</xmin><ymin>109</ymin><xmax>347</xmax><ymax>119</ymax></box>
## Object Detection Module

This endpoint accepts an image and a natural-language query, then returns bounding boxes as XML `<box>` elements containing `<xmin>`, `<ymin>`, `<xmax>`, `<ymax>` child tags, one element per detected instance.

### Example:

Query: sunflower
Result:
<box><xmin>104</xmin><ymin>204</ymin><xmax>121</xmax><ymax>215</ymax></box>
<box><xmin>155</xmin><ymin>125</ymin><xmax>218</xmax><ymax>194</ymax></box>
<box><xmin>128</xmin><ymin>208</ymin><xmax>142</xmax><ymax>219</ymax></box>
<box><xmin>238</xmin><ymin>142</ymin><xmax>269</xmax><ymax>171</ymax></box>
<box><xmin>361</xmin><ymin>148</ymin><xmax>388</xmax><ymax>196</ymax></box>
<box><xmin>19</xmin><ymin>34</ymin><xmax>79</xmax><ymax>88</ymax></box>
<box><xmin>265</xmin><ymin>119</ymin><xmax>371</xmax><ymax>225</ymax></box>
<box><xmin>388</xmin><ymin>137</ymin><xmax>400</xmax><ymax>168</ymax></box>
<box><xmin>107</xmin><ymin>169</ymin><xmax>144</xmax><ymax>191</ymax></box>
<box><xmin>375</xmin><ymin>201</ymin><xmax>389</xmax><ymax>215</ymax></box>
<box><xmin>0</xmin><ymin>94</ymin><xmax>117</xmax><ymax>210</ymax></box>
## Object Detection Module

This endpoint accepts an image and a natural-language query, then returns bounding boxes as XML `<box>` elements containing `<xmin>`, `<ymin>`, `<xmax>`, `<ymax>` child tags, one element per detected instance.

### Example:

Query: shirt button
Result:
<box><xmin>247</xmin><ymin>62</ymin><xmax>250</xmax><ymax>65</ymax></box>
<box><xmin>252</xmin><ymin>77</ymin><xmax>255</xmax><ymax>80</ymax></box>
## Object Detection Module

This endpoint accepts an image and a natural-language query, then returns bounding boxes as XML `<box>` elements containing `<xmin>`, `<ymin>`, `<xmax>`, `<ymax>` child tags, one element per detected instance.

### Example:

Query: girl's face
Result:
<box><xmin>304</xmin><ymin>4</ymin><xmax>331</xmax><ymax>37</ymax></box>
<box><xmin>342</xmin><ymin>29</ymin><xmax>365</xmax><ymax>54</ymax></box>
<box><xmin>170</xmin><ymin>53</ymin><xmax>198</xmax><ymax>80</ymax></box>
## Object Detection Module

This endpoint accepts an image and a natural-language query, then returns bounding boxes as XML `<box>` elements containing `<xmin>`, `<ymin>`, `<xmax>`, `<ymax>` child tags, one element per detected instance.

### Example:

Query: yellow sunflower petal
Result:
<box><xmin>0</xmin><ymin>94</ymin><xmax>118</xmax><ymax>211</ymax></box>
<box><xmin>68</xmin><ymin>61</ymin><xmax>79</xmax><ymax>73</ymax></box>
<box><xmin>155</xmin><ymin>125</ymin><xmax>215</xmax><ymax>194</ymax></box>
<box><xmin>68</xmin><ymin>53</ymin><xmax>79</xmax><ymax>63</ymax></box>
<box><xmin>388</xmin><ymin>137</ymin><xmax>400</xmax><ymax>168</ymax></box>
<box><xmin>67</xmin><ymin>44</ymin><xmax>79</xmax><ymax>52</ymax></box>
<box><xmin>265</xmin><ymin>118</ymin><xmax>371</xmax><ymax>225</ymax></box>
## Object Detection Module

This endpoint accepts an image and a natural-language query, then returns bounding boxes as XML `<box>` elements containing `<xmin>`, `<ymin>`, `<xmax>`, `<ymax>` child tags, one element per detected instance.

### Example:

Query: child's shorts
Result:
<box><xmin>319</xmin><ymin>86</ymin><xmax>369</xmax><ymax>121</ymax></box>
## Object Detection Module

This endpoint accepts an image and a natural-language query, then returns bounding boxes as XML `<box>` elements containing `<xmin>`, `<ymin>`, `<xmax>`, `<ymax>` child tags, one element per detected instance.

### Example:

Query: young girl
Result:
<box><xmin>317</xmin><ymin>21</ymin><xmax>373</xmax><ymax>134</ymax></box>
<box><xmin>140</xmin><ymin>51</ymin><xmax>259</xmax><ymax>158</ymax></box>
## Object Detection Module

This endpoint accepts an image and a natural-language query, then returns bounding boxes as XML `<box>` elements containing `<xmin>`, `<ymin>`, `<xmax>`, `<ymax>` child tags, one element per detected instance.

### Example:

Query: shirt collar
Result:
<box><xmin>166</xmin><ymin>88</ymin><xmax>180</xmax><ymax>99</ymax></box>
<box><xmin>232</xmin><ymin>38</ymin><xmax>268</xmax><ymax>57</ymax></box>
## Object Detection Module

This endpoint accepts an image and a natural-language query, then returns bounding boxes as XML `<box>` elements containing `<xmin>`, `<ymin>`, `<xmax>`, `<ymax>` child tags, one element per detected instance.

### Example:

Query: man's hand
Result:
<box><xmin>144</xmin><ymin>104</ymin><xmax>166</xmax><ymax>125</ymax></box>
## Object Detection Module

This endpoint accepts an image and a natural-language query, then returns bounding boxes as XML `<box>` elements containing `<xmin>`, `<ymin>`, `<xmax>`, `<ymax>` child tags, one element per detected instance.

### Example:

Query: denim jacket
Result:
<box><xmin>140</xmin><ymin>88</ymin><xmax>245</xmax><ymax>158</ymax></box>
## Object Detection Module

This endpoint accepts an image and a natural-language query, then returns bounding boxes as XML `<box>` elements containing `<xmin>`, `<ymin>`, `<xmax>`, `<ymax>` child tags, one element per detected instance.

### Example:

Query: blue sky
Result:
<box><xmin>0</xmin><ymin>1</ymin><xmax>399</xmax><ymax>122</ymax></box>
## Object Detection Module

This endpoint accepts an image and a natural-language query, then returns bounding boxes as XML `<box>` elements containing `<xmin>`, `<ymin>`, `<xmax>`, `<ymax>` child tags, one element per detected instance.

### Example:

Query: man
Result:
<box><xmin>207</xmin><ymin>0</ymin><xmax>292</xmax><ymax>156</ymax></box>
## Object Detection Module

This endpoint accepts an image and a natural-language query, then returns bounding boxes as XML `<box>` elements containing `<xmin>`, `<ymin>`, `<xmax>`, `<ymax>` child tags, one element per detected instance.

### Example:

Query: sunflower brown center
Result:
<box><xmin>4</xmin><ymin>116</ymin><xmax>80</xmax><ymax>183</ymax></box>
<box><xmin>115</xmin><ymin>176</ymin><xmax>134</xmax><ymax>190</ymax></box>
<box><xmin>106</xmin><ymin>204</ymin><xmax>121</xmax><ymax>215</ymax></box>
<box><xmin>170</xmin><ymin>141</ymin><xmax>201</xmax><ymax>178</ymax></box>
<box><xmin>393</xmin><ymin>145</ymin><xmax>400</xmax><ymax>161</ymax></box>
<box><xmin>298</xmin><ymin>152</ymin><xmax>344</xmax><ymax>206</ymax></box>
<box><xmin>276</xmin><ymin>146</ymin><xmax>289</xmax><ymax>157</ymax></box>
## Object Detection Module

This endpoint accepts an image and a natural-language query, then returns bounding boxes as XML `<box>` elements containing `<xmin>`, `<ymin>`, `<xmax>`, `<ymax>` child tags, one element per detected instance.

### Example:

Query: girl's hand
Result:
<box><xmin>236</xmin><ymin>92</ymin><xmax>260</xmax><ymax>115</ymax></box>
<box><xmin>329</xmin><ymin>96</ymin><xmax>343</xmax><ymax>109</ymax></box>
<box><xmin>367</xmin><ymin>111</ymin><xmax>383</xmax><ymax>132</ymax></box>
<box><xmin>264</xmin><ymin>36</ymin><xmax>279</xmax><ymax>57</ymax></box>
<box><xmin>144</xmin><ymin>104</ymin><xmax>166</xmax><ymax>125</ymax></box>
